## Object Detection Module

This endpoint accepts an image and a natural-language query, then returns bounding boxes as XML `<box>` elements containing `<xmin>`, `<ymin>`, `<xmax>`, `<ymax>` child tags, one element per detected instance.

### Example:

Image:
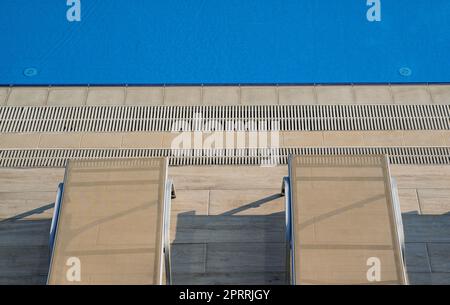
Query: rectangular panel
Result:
<box><xmin>290</xmin><ymin>155</ymin><xmax>407</xmax><ymax>284</ymax></box>
<box><xmin>47</xmin><ymin>158</ymin><xmax>167</xmax><ymax>285</ymax></box>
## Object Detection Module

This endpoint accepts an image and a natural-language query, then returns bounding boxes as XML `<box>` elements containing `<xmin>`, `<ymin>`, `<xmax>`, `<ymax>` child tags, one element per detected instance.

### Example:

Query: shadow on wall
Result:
<box><xmin>171</xmin><ymin>207</ymin><xmax>450</xmax><ymax>285</ymax></box>
<box><xmin>402</xmin><ymin>211</ymin><xmax>450</xmax><ymax>285</ymax></box>
<box><xmin>0</xmin><ymin>204</ymin><xmax>54</xmax><ymax>285</ymax></box>
<box><xmin>171</xmin><ymin>193</ymin><xmax>287</xmax><ymax>285</ymax></box>
<box><xmin>0</xmin><ymin>201</ymin><xmax>449</xmax><ymax>285</ymax></box>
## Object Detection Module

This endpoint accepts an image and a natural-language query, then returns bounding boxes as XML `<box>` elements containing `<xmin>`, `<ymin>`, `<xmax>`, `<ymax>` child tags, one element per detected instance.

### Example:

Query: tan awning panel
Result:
<box><xmin>290</xmin><ymin>155</ymin><xmax>407</xmax><ymax>284</ymax></box>
<box><xmin>48</xmin><ymin>158</ymin><xmax>167</xmax><ymax>285</ymax></box>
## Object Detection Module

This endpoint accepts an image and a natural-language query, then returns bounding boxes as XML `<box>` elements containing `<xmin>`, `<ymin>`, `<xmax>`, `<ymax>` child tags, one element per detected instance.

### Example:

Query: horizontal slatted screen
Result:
<box><xmin>0</xmin><ymin>105</ymin><xmax>449</xmax><ymax>132</ymax></box>
<box><xmin>0</xmin><ymin>147</ymin><xmax>449</xmax><ymax>168</ymax></box>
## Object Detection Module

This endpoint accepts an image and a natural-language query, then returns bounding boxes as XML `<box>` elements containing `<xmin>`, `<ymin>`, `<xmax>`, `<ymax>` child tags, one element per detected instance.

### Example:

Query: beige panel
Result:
<box><xmin>278</xmin><ymin>86</ymin><xmax>316</xmax><ymax>105</ymax></box>
<box><xmin>0</xmin><ymin>134</ymin><xmax>40</xmax><ymax>149</ymax></box>
<box><xmin>323</xmin><ymin>131</ymin><xmax>364</xmax><ymax>146</ymax></box>
<box><xmin>353</xmin><ymin>85</ymin><xmax>393</xmax><ymax>105</ymax></box>
<box><xmin>283</xmin><ymin>131</ymin><xmax>323</xmax><ymax>147</ymax></box>
<box><xmin>163</xmin><ymin>133</ymin><xmax>181</xmax><ymax>149</ymax></box>
<box><xmin>126</xmin><ymin>87</ymin><xmax>164</xmax><ymax>105</ymax></box>
<box><xmin>171</xmin><ymin>190</ymin><xmax>209</xmax><ymax>216</ymax></box>
<box><xmin>48</xmin><ymin>87</ymin><xmax>87</xmax><ymax>106</ymax></box>
<box><xmin>170</xmin><ymin>165</ymin><xmax>287</xmax><ymax>191</ymax></box>
<box><xmin>290</xmin><ymin>155</ymin><xmax>407</xmax><ymax>284</ymax></box>
<box><xmin>299</xmin><ymin>249</ymin><xmax>398</xmax><ymax>284</ymax></box>
<box><xmin>3</xmin><ymin>85</ymin><xmax>443</xmax><ymax>107</ymax></box>
<box><xmin>402</xmin><ymin>131</ymin><xmax>445</xmax><ymax>146</ymax></box>
<box><xmin>397</xmin><ymin>188</ymin><xmax>421</xmax><ymax>214</ymax></box>
<box><xmin>48</xmin><ymin>158</ymin><xmax>167</xmax><ymax>285</ymax></box>
<box><xmin>442</xmin><ymin>131</ymin><xmax>450</xmax><ymax>146</ymax></box>
<box><xmin>202</xmin><ymin>86</ymin><xmax>240</xmax><ymax>105</ymax></box>
<box><xmin>234</xmin><ymin>131</ymin><xmax>280</xmax><ymax>149</ymax></box>
<box><xmin>241</xmin><ymin>87</ymin><xmax>277</xmax><ymax>105</ymax></box>
<box><xmin>8</xmin><ymin>87</ymin><xmax>48</xmax><ymax>106</ymax></box>
<box><xmin>429</xmin><ymin>85</ymin><xmax>450</xmax><ymax>105</ymax></box>
<box><xmin>86</xmin><ymin>87</ymin><xmax>126</xmax><ymax>106</ymax></box>
<box><xmin>316</xmin><ymin>86</ymin><xmax>354</xmax><ymax>105</ymax></box>
<box><xmin>417</xmin><ymin>189</ymin><xmax>450</xmax><ymax>215</ymax></box>
<box><xmin>362</xmin><ymin>131</ymin><xmax>404</xmax><ymax>147</ymax></box>
<box><xmin>391</xmin><ymin>85</ymin><xmax>432</xmax><ymax>105</ymax></box>
<box><xmin>0</xmin><ymin>191</ymin><xmax>55</xmax><ymax>219</ymax></box>
<box><xmin>209</xmin><ymin>189</ymin><xmax>284</xmax><ymax>215</ymax></box>
<box><xmin>391</xmin><ymin>165</ymin><xmax>450</xmax><ymax>189</ymax></box>
<box><xmin>164</xmin><ymin>87</ymin><xmax>202</xmax><ymax>106</ymax></box>
<box><xmin>80</xmin><ymin>133</ymin><xmax>123</xmax><ymax>148</ymax></box>
<box><xmin>0</xmin><ymin>169</ymin><xmax>64</xmax><ymax>193</ymax></box>
<box><xmin>122</xmin><ymin>132</ymin><xmax>165</xmax><ymax>148</ymax></box>
<box><xmin>0</xmin><ymin>87</ymin><xmax>8</xmax><ymax>105</ymax></box>
<box><xmin>1</xmin><ymin>130</ymin><xmax>448</xmax><ymax>151</ymax></box>
<box><xmin>39</xmin><ymin>133</ymin><xmax>82</xmax><ymax>149</ymax></box>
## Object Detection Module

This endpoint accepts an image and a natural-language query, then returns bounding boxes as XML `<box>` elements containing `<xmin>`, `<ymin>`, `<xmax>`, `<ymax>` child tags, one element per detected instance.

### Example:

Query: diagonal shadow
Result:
<box><xmin>298</xmin><ymin>194</ymin><xmax>386</xmax><ymax>230</ymax></box>
<box><xmin>0</xmin><ymin>202</ymin><xmax>54</xmax><ymax>285</ymax></box>
<box><xmin>220</xmin><ymin>194</ymin><xmax>283</xmax><ymax>216</ymax></box>
<box><xmin>0</xmin><ymin>203</ymin><xmax>54</xmax><ymax>224</ymax></box>
<box><xmin>172</xmin><ymin>192</ymin><xmax>286</xmax><ymax>285</ymax></box>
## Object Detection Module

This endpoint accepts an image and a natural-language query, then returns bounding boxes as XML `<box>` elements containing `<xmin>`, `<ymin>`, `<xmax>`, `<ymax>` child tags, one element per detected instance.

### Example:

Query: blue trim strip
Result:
<box><xmin>49</xmin><ymin>183</ymin><xmax>64</xmax><ymax>251</ymax></box>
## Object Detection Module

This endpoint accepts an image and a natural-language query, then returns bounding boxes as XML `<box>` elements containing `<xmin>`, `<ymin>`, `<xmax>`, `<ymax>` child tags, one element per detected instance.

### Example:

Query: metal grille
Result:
<box><xmin>0</xmin><ymin>105</ymin><xmax>449</xmax><ymax>132</ymax></box>
<box><xmin>1</xmin><ymin>147</ymin><xmax>449</xmax><ymax>168</ymax></box>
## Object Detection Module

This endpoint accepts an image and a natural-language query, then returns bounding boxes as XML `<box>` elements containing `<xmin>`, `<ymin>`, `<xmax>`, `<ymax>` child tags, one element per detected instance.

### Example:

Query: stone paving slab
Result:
<box><xmin>418</xmin><ymin>189</ymin><xmax>450</xmax><ymax>215</ymax></box>
<box><xmin>404</xmin><ymin>243</ymin><xmax>432</xmax><ymax>273</ymax></box>
<box><xmin>1</xmin><ymin>131</ymin><xmax>449</xmax><ymax>150</ymax></box>
<box><xmin>1</xmin><ymin>85</ymin><xmax>449</xmax><ymax>106</ymax></box>
<box><xmin>427</xmin><ymin>243</ymin><xmax>450</xmax><ymax>273</ymax></box>
<box><xmin>0</xmin><ymin>87</ymin><xmax>8</xmax><ymax>106</ymax></box>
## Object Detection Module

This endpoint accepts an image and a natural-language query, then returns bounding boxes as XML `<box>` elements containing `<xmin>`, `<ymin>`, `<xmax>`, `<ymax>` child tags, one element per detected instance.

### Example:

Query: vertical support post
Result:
<box><xmin>49</xmin><ymin>183</ymin><xmax>64</xmax><ymax>250</ymax></box>
<box><xmin>283</xmin><ymin>176</ymin><xmax>294</xmax><ymax>285</ymax></box>
<box><xmin>163</xmin><ymin>179</ymin><xmax>174</xmax><ymax>284</ymax></box>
